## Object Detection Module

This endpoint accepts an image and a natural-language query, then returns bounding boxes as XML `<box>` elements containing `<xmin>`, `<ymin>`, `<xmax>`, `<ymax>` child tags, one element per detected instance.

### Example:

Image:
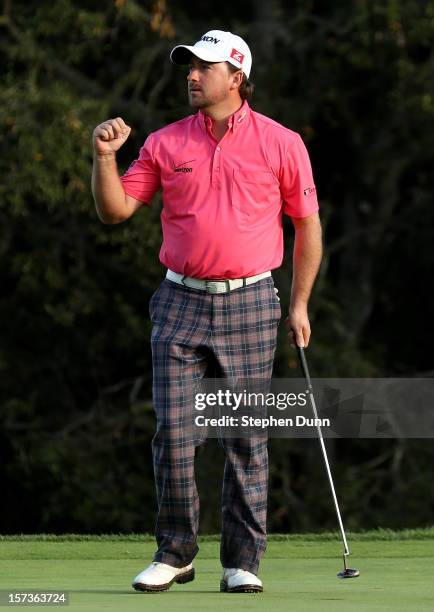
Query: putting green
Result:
<box><xmin>0</xmin><ymin>531</ymin><xmax>433</xmax><ymax>611</ymax></box>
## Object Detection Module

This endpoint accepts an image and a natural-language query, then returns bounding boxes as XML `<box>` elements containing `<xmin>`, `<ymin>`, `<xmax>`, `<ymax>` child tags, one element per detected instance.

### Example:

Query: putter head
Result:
<box><xmin>337</xmin><ymin>568</ymin><xmax>360</xmax><ymax>579</ymax></box>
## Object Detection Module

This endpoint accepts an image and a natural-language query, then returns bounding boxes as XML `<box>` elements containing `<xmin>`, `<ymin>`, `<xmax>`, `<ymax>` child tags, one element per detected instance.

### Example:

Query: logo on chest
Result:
<box><xmin>173</xmin><ymin>159</ymin><xmax>195</xmax><ymax>173</ymax></box>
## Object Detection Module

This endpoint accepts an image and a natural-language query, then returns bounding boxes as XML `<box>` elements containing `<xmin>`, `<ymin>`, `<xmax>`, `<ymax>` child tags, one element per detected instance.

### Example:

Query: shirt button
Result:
<box><xmin>216</xmin><ymin>146</ymin><xmax>221</xmax><ymax>151</ymax></box>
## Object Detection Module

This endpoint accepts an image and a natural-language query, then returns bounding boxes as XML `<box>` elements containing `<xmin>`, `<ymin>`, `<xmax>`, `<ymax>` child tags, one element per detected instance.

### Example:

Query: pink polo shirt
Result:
<box><xmin>120</xmin><ymin>100</ymin><xmax>318</xmax><ymax>279</ymax></box>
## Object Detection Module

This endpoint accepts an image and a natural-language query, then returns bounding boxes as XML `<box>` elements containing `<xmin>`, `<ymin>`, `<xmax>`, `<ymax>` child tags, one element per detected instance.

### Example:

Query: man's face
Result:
<box><xmin>187</xmin><ymin>57</ymin><xmax>240</xmax><ymax>109</ymax></box>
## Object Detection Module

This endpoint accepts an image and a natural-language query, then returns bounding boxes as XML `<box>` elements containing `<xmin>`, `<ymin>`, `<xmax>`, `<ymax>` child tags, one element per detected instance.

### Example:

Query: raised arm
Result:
<box><xmin>91</xmin><ymin>117</ymin><xmax>143</xmax><ymax>224</ymax></box>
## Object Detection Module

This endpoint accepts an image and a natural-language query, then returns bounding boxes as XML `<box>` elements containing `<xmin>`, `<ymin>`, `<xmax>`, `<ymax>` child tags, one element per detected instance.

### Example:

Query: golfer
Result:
<box><xmin>91</xmin><ymin>29</ymin><xmax>322</xmax><ymax>593</ymax></box>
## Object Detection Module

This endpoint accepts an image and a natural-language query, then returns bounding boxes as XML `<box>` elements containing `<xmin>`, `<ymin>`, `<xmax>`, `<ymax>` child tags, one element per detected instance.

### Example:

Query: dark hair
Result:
<box><xmin>226</xmin><ymin>62</ymin><xmax>254</xmax><ymax>101</ymax></box>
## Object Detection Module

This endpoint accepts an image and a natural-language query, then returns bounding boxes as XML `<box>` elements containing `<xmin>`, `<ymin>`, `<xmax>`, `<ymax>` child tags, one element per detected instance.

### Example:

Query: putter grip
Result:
<box><xmin>296</xmin><ymin>346</ymin><xmax>313</xmax><ymax>389</ymax></box>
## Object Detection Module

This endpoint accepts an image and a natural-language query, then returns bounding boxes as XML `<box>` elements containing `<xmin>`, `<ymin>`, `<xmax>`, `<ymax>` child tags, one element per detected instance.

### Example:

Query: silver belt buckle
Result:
<box><xmin>205</xmin><ymin>279</ymin><xmax>230</xmax><ymax>294</ymax></box>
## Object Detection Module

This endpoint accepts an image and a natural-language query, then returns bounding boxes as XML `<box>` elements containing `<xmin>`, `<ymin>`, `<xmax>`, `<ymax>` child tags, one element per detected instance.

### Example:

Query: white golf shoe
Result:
<box><xmin>220</xmin><ymin>567</ymin><xmax>263</xmax><ymax>593</ymax></box>
<box><xmin>132</xmin><ymin>561</ymin><xmax>195</xmax><ymax>592</ymax></box>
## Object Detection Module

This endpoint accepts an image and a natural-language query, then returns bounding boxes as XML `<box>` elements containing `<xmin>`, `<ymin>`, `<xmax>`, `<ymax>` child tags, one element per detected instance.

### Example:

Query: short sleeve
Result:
<box><xmin>120</xmin><ymin>133</ymin><xmax>161</xmax><ymax>204</ymax></box>
<box><xmin>280</xmin><ymin>134</ymin><xmax>319</xmax><ymax>218</ymax></box>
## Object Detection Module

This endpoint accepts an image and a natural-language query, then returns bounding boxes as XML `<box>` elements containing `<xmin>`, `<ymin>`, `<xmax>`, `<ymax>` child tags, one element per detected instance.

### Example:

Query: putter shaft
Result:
<box><xmin>297</xmin><ymin>346</ymin><xmax>350</xmax><ymax>558</ymax></box>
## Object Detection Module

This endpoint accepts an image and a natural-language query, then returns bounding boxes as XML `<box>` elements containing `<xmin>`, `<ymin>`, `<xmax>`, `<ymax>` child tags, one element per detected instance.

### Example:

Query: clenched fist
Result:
<box><xmin>93</xmin><ymin>117</ymin><xmax>131</xmax><ymax>156</ymax></box>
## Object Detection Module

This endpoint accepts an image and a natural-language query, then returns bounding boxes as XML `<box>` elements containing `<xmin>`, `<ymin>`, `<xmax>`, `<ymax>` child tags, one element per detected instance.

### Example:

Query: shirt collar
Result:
<box><xmin>198</xmin><ymin>100</ymin><xmax>251</xmax><ymax>134</ymax></box>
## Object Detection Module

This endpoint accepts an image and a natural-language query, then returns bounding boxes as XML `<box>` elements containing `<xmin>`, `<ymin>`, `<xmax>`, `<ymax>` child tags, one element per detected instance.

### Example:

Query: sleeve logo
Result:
<box><xmin>230</xmin><ymin>48</ymin><xmax>245</xmax><ymax>64</ymax></box>
<box><xmin>303</xmin><ymin>186</ymin><xmax>316</xmax><ymax>197</ymax></box>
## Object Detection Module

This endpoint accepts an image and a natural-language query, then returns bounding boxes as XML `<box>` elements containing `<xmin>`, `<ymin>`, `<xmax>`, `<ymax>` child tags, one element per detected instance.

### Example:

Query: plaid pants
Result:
<box><xmin>149</xmin><ymin>275</ymin><xmax>281</xmax><ymax>574</ymax></box>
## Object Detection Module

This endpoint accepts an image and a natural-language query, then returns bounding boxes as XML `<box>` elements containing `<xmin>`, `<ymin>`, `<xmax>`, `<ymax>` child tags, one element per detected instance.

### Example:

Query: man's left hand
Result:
<box><xmin>284</xmin><ymin>306</ymin><xmax>311</xmax><ymax>348</ymax></box>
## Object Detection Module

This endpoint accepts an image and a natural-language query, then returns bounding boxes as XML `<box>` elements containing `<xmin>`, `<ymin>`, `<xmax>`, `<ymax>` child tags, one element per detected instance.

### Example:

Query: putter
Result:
<box><xmin>296</xmin><ymin>345</ymin><xmax>360</xmax><ymax>579</ymax></box>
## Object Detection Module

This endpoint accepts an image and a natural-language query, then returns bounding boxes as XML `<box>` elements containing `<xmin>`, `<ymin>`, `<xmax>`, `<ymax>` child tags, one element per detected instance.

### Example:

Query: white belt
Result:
<box><xmin>166</xmin><ymin>269</ymin><xmax>272</xmax><ymax>294</ymax></box>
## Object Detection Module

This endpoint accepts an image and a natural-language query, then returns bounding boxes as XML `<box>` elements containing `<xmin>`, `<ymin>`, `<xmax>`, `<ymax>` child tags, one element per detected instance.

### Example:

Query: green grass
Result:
<box><xmin>0</xmin><ymin>531</ymin><xmax>433</xmax><ymax>611</ymax></box>
<box><xmin>2</xmin><ymin>527</ymin><xmax>434</xmax><ymax>542</ymax></box>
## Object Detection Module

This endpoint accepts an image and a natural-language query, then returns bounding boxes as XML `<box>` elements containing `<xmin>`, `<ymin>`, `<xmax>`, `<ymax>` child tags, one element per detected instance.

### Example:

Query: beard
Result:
<box><xmin>188</xmin><ymin>93</ymin><xmax>211</xmax><ymax>109</ymax></box>
<box><xmin>188</xmin><ymin>87</ymin><xmax>228</xmax><ymax>109</ymax></box>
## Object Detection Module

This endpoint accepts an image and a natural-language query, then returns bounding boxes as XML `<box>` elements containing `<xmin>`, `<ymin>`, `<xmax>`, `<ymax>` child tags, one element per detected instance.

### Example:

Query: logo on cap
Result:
<box><xmin>201</xmin><ymin>35</ymin><xmax>220</xmax><ymax>44</ymax></box>
<box><xmin>230</xmin><ymin>48</ymin><xmax>244</xmax><ymax>64</ymax></box>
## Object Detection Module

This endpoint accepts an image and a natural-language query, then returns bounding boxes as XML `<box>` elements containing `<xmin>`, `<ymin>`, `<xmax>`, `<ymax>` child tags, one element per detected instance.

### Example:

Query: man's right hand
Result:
<box><xmin>93</xmin><ymin>117</ymin><xmax>131</xmax><ymax>156</ymax></box>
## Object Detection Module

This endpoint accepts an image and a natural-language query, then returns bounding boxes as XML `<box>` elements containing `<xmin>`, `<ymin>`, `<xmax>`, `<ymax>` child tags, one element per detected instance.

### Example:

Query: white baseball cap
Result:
<box><xmin>170</xmin><ymin>30</ymin><xmax>252</xmax><ymax>78</ymax></box>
